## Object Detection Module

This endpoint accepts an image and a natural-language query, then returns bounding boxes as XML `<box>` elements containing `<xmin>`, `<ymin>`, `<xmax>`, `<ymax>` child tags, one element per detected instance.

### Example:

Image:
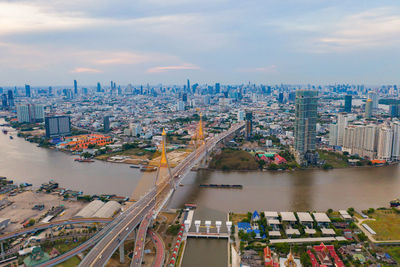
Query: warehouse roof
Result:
<box><xmin>297</xmin><ymin>212</ymin><xmax>313</xmax><ymax>222</ymax></box>
<box><xmin>313</xmin><ymin>212</ymin><xmax>331</xmax><ymax>223</ymax></box>
<box><xmin>93</xmin><ymin>201</ymin><xmax>121</xmax><ymax>218</ymax></box>
<box><xmin>74</xmin><ymin>200</ymin><xmax>105</xmax><ymax>218</ymax></box>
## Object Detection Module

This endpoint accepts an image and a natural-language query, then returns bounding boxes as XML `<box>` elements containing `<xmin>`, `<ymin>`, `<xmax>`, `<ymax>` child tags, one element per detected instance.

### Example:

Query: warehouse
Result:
<box><xmin>92</xmin><ymin>201</ymin><xmax>121</xmax><ymax>218</ymax></box>
<box><xmin>74</xmin><ymin>200</ymin><xmax>105</xmax><ymax>218</ymax></box>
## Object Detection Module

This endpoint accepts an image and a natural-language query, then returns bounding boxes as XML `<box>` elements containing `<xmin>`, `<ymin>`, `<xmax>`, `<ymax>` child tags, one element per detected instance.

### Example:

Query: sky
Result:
<box><xmin>0</xmin><ymin>0</ymin><xmax>400</xmax><ymax>86</ymax></box>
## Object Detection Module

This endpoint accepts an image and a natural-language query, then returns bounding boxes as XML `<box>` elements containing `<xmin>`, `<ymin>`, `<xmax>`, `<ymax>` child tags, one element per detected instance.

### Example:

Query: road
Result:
<box><xmin>0</xmin><ymin>218</ymin><xmax>112</xmax><ymax>242</ymax></box>
<box><xmin>148</xmin><ymin>230</ymin><xmax>164</xmax><ymax>267</ymax></box>
<box><xmin>130</xmin><ymin>212</ymin><xmax>152</xmax><ymax>267</ymax></box>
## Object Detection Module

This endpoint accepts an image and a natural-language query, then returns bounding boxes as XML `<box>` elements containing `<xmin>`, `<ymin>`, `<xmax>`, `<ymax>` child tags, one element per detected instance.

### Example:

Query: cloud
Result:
<box><xmin>71</xmin><ymin>67</ymin><xmax>102</xmax><ymax>73</ymax></box>
<box><xmin>147</xmin><ymin>64</ymin><xmax>200</xmax><ymax>73</ymax></box>
<box><xmin>237</xmin><ymin>65</ymin><xmax>277</xmax><ymax>73</ymax></box>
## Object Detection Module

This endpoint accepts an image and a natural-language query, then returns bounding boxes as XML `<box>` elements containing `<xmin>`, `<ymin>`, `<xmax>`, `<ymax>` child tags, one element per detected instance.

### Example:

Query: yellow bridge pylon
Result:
<box><xmin>196</xmin><ymin>112</ymin><xmax>205</xmax><ymax>146</ymax></box>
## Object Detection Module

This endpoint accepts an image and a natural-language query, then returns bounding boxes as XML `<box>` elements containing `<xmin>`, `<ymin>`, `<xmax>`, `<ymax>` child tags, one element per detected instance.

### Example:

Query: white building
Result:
<box><xmin>377</xmin><ymin>125</ymin><xmax>393</xmax><ymax>161</ymax></box>
<box><xmin>391</xmin><ymin>121</ymin><xmax>400</xmax><ymax>161</ymax></box>
<box><xmin>237</xmin><ymin>110</ymin><xmax>245</xmax><ymax>121</ymax></box>
<box><xmin>176</xmin><ymin>101</ymin><xmax>185</xmax><ymax>111</ymax></box>
<box><xmin>16</xmin><ymin>104</ymin><xmax>44</xmax><ymax>123</ymax></box>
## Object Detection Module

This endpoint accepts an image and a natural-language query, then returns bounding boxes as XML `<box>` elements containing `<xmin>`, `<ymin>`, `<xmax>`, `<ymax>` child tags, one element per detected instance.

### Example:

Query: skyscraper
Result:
<box><xmin>16</xmin><ymin>104</ymin><xmax>44</xmax><ymax>123</ymax></box>
<box><xmin>1</xmin><ymin>94</ymin><xmax>7</xmax><ymax>110</ymax></box>
<box><xmin>25</xmin><ymin>84</ymin><xmax>31</xmax><ymax>97</ymax></box>
<box><xmin>7</xmin><ymin>90</ymin><xmax>14</xmax><ymax>107</ymax></box>
<box><xmin>45</xmin><ymin>116</ymin><xmax>71</xmax><ymax>138</ymax></box>
<box><xmin>74</xmin><ymin>80</ymin><xmax>78</xmax><ymax>95</ymax></box>
<box><xmin>103</xmin><ymin>116</ymin><xmax>110</xmax><ymax>133</ymax></box>
<box><xmin>215</xmin><ymin>83</ymin><xmax>220</xmax><ymax>94</ymax></box>
<box><xmin>377</xmin><ymin>125</ymin><xmax>393</xmax><ymax>161</ymax></box>
<box><xmin>389</xmin><ymin>105</ymin><xmax>399</xmax><ymax>117</ymax></box>
<box><xmin>187</xmin><ymin>79</ymin><xmax>190</xmax><ymax>93</ymax></box>
<box><xmin>391</xmin><ymin>121</ymin><xmax>400</xmax><ymax>161</ymax></box>
<box><xmin>368</xmin><ymin>91</ymin><xmax>378</xmax><ymax>110</ymax></box>
<box><xmin>344</xmin><ymin>95</ymin><xmax>352</xmax><ymax>113</ymax></box>
<box><xmin>245</xmin><ymin>111</ymin><xmax>253</xmax><ymax>140</ymax></box>
<box><xmin>365</xmin><ymin>99</ymin><xmax>373</xmax><ymax>119</ymax></box>
<box><xmin>97</xmin><ymin>82</ymin><xmax>101</xmax><ymax>93</ymax></box>
<box><xmin>294</xmin><ymin>90</ymin><xmax>318</xmax><ymax>163</ymax></box>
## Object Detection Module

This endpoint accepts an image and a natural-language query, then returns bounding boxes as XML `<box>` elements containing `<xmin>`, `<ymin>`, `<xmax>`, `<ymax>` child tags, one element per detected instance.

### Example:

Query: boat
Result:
<box><xmin>390</xmin><ymin>199</ymin><xmax>400</xmax><ymax>207</ymax></box>
<box><xmin>2</xmin><ymin>129</ymin><xmax>7</xmax><ymax>134</ymax></box>
<box><xmin>184</xmin><ymin>203</ymin><xmax>197</xmax><ymax>209</ymax></box>
<box><xmin>9</xmin><ymin>136</ymin><xmax>13</xmax><ymax>139</ymax></box>
<box><xmin>199</xmin><ymin>184</ymin><xmax>243</xmax><ymax>189</ymax></box>
<box><xmin>130</xmin><ymin>165</ymin><xmax>140</xmax><ymax>169</ymax></box>
<box><xmin>74</xmin><ymin>158</ymin><xmax>94</xmax><ymax>163</ymax></box>
<box><xmin>140</xmin><ymin>166</ymin><xmax>157</xmax><ymax>172</ymax></box>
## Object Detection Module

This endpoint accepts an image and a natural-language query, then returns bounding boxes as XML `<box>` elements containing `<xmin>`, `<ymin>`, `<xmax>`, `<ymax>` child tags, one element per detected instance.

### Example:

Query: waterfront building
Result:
<box><xmin>365</xmin><ymin>99</ymin><xmax>373</xmax><ymax>119</ymax></box>
<box><xmin>294</xmin><ymin>90</ymin><xmax>318</xmax><ymax>164</ymax></box>
<box><xmin>16</xmin><ymin>104</ymin><xmax>44</xmax><ymax>123</ymax></box>
<box><xmin>377</xmin><ymin>125</ymin><xmax>393</xmax><ymax>161</ymax></box>
<box><xmin>344</xmin><ymin>95</ymin><xmax>352</xmax><ymax>113</ymax></box>
<box><xmin>58</xmin><ymin>134</ymin><xmax>112</xmax><ymax>151</ymax></box>
<box><xmin>391</xmin><ymin>121</ymin><xmax>400</xmax><ymax>161</ymax></box>
<box><xmin>329</xmin><ymin>123</ymin><xmax>338</xmax><ymax>146</ymax></box>
<box><xmin>330</xmin><ymin>113</ymin><xmax>348</xmax><ymax>147</ymax></box>
<box><xmin>245</xmin><ymin>110</ymin><xmax>253</xmax><ymax>140</ymax></box>
<box><xmin>343</xmin><ymin>124</ymin><xmax>379</xmax><ymax>159</ymax></box>
<box><xmin>45</xmin><ymin>116</ymin><xmax>71</xmax><ymax>138</ymax></box>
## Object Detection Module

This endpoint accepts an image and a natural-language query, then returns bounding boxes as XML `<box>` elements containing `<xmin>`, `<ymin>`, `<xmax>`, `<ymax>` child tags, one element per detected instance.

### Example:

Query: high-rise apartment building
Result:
<box><xmin>391</xmin><ymin>121</ymin><xmax>400</xmax><ymax>161</ymax></box>
<box><xmin>368</xmin><ymin>91</ymin><xmax>379</xmax><ymax>110</ymax></box>
<box><xmin>237</xmin><ymin>110</ymin><xmax>245</xmax><ymax>121</ymax></box>
<box><xmin>294</xmin><ymin>90</ymin><xmax>318</xmax><ymax>162</ymax></box>
<box><xmin>45</xmin><ymin>116</ymin><xmax>71</xmax><ymax>138</ymax></box>
<box><xmin>377</xmin><ymin>125</ymin><xmax>393</xmax><ymax>161</ymax></box>
<box><xmin>344</xmin><ymin>95</ymin><xmax>352</xmax><ymax>113</ymax></box>
<box><xmin>1</xmin><ymin>94</ymin><xmax>7</xmax><ymax>110</ymax></box>
<box><xmin>103</xmin><ymin>116</ymin><xmax>110</xmax><ymax>133</ymax></box>
<box><xmin>7</xmin><ymin>90</ymin><xmax>14</xmax><ymax>107</ymax></box>
<box><xmin>16</xmin><ymin>104</ymin><xmax>44</xmax><ymax>123</ymax></box>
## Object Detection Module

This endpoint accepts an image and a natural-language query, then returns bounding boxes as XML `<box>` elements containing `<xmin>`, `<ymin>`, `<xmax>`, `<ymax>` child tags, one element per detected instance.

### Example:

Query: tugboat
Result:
<box><xmin>2</xmin><ymin>129</ymin><xmax>7</xmax><ymax>134</ymax></box>
<box><xmin>9</xmin><ymin>136</ymin><xmax>13</xmax><ymax>140</ymax></box>
<box><xmin>74</xmin><ymin>158</ymin><xmax>94</xmax><ymax>163</ymax></box>
<box><xmin>390</xmin><ymin>199</ymin><xmax>400</xmax><ymax>207</ymax></box>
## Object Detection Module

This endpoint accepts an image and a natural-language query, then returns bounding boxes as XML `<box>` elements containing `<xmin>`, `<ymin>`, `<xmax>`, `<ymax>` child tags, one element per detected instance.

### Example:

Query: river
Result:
<box><xmin>1</xmin><ymin>118</ymin><xmax>400</xmax><ymax>266</ymax></box>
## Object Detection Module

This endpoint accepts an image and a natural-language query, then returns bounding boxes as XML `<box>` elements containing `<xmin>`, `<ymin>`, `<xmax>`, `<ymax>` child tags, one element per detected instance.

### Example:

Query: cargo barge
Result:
<box><xmin>390</xmin><ymin>199</ymin><xmax>400</xmax><ymax>207</ymax></box>
<box><xmin>199</xmin><ymin>184</ymin><xmax>243</xmax><ymax>189</ymax></box>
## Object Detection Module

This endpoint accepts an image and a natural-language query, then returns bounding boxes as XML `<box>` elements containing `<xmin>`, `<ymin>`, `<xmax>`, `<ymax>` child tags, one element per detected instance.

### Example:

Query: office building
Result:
<box><xmin>45</xmin><ymin>116</ymin><xmax>71</xmax><ymax>138</ymax></box>
<box><xmin>294</xmin><ymin>90</ymin><xmax>318</xmax><ymax>163</ymax></box>
<box><xmin>182</xmin><ymin>93</ymin><xmax>188</xmax><ymax>103</ymax></box>
<box><xmin>74</xmin><ymin>80</ymin><xmax>78</xmax><ymax>95</ymax></box>
<box><xmin>25</xmin><ymin>84</ymin><xmax>31</xmax><ymax>97</ymax></box>
<box><xmin>187</xmin><ymin>79</ymin><xmax>190</xmax><ymax>93</ymax></box>
<box><xmin>344</xmin><ymin>95</ymin><xmax>352</xmax><ymax>113</ymax></box>
<box><xmin>245</xmin><ymin>111</ymin><xmax>253</xmax><ymax>140</ymax></box>
<box><xmin>7</xmin><ymin>90</ymin><xmax>14</xmax><ymax>107</ymax></box>
<box><xmin>16</xmin><ymin>104</ymin><xmax>44</xmax><ymax>123</ymax></box>
<box><xmin>97</xmin><ymin>82</ymin><xmax>101</xmax><ymax>93</ymax></box>
<box><xmin>103</xmin><ymin>116</ymin><xmax>110</xmax><ymax>133</ymax></box>
<box><xmin>215</xmin><ymin>83</ymin><xmax>220</xmax><ymax>94</ymax></box>
<box><xmin>365</xmin><ymin>99</ymin><xmax>373</xmax><ymax>119</ymax></box>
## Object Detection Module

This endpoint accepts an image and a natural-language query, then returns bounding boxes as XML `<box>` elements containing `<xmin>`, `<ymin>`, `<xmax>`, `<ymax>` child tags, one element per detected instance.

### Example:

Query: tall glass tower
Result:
<box><xmin>294</xmin><ymin>90</ymin><xmax>318</xmax><ymax>157</ymax></box>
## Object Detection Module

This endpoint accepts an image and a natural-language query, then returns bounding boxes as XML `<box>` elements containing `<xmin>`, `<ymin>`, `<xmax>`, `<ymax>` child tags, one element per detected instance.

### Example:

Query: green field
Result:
<box><xmin>386</xmin><ymin>246</ymin><xmax>400</xmax><ymax>263</ymax></box>
<box><xmin>56</xmin><ymin>256</ymin><xmax>81</xmax><ymax>267</ymax></box>
<box><xmin>317</xmin><ymin>150</ymin><xmax>349</xmax><ymax>168</ymax></box>
<box><xmin>209</xmin><ymin>149</ymin><xmax>259</xmax><ymax>170</ymax></box>
<box><xmin>365</xmin><ymin>209</ymin><xmax>400</xmax><ymax>241</ymax></box>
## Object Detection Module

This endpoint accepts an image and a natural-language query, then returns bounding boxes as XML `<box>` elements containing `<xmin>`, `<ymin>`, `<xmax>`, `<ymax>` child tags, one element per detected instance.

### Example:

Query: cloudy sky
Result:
<box><xmin>0</xmin><ymin>0</ymin><xmax>399</xmax><ymax>86</ymax></box>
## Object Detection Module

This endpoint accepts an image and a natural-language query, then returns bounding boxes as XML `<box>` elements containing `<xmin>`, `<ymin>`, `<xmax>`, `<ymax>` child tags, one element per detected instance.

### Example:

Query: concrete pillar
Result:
<box><xmin>1</xmin><ymin>242</ymin><xmax>4</xmax><ymax>259</ymax></box>
<box><xmin>226</xmin><ymin>221</ymin><xmax>232</xmax><ymax>234</ymax></box>
<box><xmin>119</xmin><ymin>243</ymin><xmax>125</xmax><ymax>264</ymax></box>
<box><xmin>216</xmin><ymin>221</ymin><xmax>222</xmax><ymax>234</ymax></box>
<box><xmin>195</xmin><ymin>220</ymin><xmax>201</xmax><ymax>233</ymax></box>
<box><xmin>205</xmin><ymin>221</ymin><xmax>211</xmax><ymax>234</ymax></box>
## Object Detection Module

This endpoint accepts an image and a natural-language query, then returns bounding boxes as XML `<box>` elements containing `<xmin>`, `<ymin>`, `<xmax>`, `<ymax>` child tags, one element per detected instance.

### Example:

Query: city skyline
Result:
<box><xmin>0</xmin><ymin>0</ymin><xmax>400</xmax><ymax>85</ymax></box>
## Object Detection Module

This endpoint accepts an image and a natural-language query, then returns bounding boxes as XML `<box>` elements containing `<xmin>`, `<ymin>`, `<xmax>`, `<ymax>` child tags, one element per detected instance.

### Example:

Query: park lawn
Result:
<box><xmin>317</xmin><ymin>150</ymin><xmax>349</xmax><ymax>168</ymax></box>
<box><xmin>386</xmin><ymin>246</ymin><xmax>400</xmax><ymax>263</ymax></box>
<box><xmin>96</xmin><ymin>148</ymin><xmax>159</xmax><ymax>160</ymax></box>
<box><xmin>231</xmin><ymin>213</ymin><xmax>248</xmax><ymax>225</ymax></box>
<box><xmin>209</xmin><ymin>149</ymin><xmax>259</xmax><ymax>170</ymax></box>
<box><xmin>56</xmin><ymin>256</ymin><xmax>80</xmax><ymax>267</ymax></box>
<box><xmin>365</xmin><ymin>210</ymin><xmax>400</xmax><ymax>240</ymax></box>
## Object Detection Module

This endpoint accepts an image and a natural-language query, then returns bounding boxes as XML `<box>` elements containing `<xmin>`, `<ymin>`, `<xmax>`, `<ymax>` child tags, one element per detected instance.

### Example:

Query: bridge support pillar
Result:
<box><xmin>1</xmin><ymin>242</ymin><xmax>4</xmax><ymax>259</ymax></box>
<box><xmin>119</xmin><ymin>243</ymin><xmax>125</xmax><ymax>264</ymax></box>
